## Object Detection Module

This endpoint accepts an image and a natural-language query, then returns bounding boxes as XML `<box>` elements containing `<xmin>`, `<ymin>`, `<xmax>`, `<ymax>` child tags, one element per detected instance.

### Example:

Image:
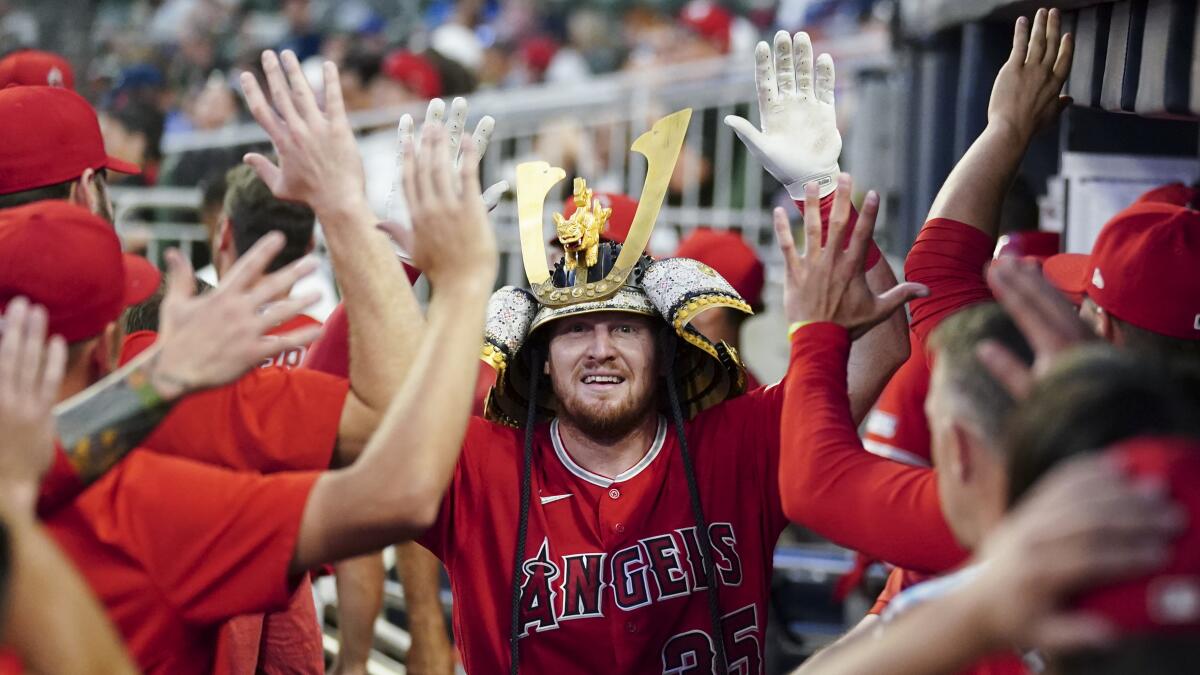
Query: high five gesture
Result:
<box><xmin>726</xmin><ymin>31</ymin><xmax>841</xmax><ymax>198</ymax></box>
<box><xmin>776</xmin><ymin>176</ymin><xmax>927</xmax><ymax>338</ymax></box>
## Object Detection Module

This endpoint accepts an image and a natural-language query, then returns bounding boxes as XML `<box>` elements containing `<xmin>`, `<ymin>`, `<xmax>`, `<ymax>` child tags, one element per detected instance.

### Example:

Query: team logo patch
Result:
<box><xmin>1091</xmin><ymin>267</ymin><xmax>1105</xmax><ymax>289</ymax></box>
<box><xmin>47</xmin><ymin>66</ymin><xmax>64</xmax><ymax>88</ymax></box>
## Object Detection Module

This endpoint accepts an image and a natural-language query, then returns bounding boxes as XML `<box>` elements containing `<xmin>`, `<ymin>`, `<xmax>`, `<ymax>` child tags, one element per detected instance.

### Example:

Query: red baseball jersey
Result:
<box><xmin>861</xmin><ymin>332</ymin><xmax>932</xmax><ymax>468</ymax></box>
<box><xmin>119</xmin><ymin>325</ymin><xmax>335</xmax><ymax>675</ymax></box>
<box><xmin>218</xmin><ymin>314</ymin><xmax>326</xmax><ymax>675</ymax></box>
<box><xmin>258</xmin><ymin>313</ymin><xmax>323</xmax><ymax>369</ymax></box>
<box><xmin>43</xmin><ymin>451</ymin><xmax>318</xmax><ymax>675</ymax></box>
<box><xmin>777</xmin><ymin>216</ymin><xmax>997</xmax><ymax>576</ymax></box>
<box><xmin>781</xmin><ymin>324</ymin><xmax>968</xmax><ymax>574</ymax></box>
<box><xmin>420</xmin><ymin>385</ymin><xmax>790</xmax><ymax>673</ymax></box>
<box><xmin>119</xmin><ymin>330</ymin><xmax>348</xmax><ymax>473</ymax></box>
<box><xmin>904</xmin><ymin>218</ymin><xmax>995</xmax><ymax>351</ymax></box>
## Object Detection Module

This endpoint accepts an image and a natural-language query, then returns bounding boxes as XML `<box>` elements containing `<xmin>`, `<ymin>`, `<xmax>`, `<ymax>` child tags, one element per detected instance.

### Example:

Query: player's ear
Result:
<box><xmin>88</xmin><ymin>326</ymin><xmax>116</xmax><ymax>379</ymax></box>
<box><xmin>949</xmin><ymin>423</ymin><xmax>974</xmax><ymax>483</ymax></box>
<box><xmin>72</xmin><ymin>169</ymin><xmax>98</xmax><ymax>212</ymax></box>
<box><xmin>216</xmin><ymin>217</ymin><xmax>234</xmax><ymax>252</ymax></box>
<box><xmin>1096</xmin><ymin>306</ymin><xmax>1117</xmax><ymax>344</ymax></box>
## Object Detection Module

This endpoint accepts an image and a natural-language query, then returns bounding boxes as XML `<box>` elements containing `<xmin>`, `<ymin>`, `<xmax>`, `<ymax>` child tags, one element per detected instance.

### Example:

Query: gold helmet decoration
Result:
<box><xmin>481</xmin><ymin>109</ymin><xmax>754</xmax><ymax>427</ymax></box>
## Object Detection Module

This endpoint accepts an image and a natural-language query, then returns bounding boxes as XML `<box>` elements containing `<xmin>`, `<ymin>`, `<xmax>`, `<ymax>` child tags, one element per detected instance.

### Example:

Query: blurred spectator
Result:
<box><xmin>337</xmin><ymin>47</ymin><xmax>384</xmax><ymax>112</ymax></box>
<box><xmin>375</xmin><ymin>49</ymin><xmax>442</xmax><ymax>107</ymax></box>
<box><xmin>98</xmin><ymin>100</ymin><xmax>166</xmax><ymax>185</ymax></box>
<box><xmin>0</xmin><ymin>0</ymin><xmax>37</xmax><ymax>51</ymax></box>
<box><xmin>679</xmin><ymin>0</ymin><xmax>734</xmax><ymax>56</ymax></box>
<box><xmin>278</xmin><ymin>0</ymin><xmax>323</xmax><ymax>61</ymax></box>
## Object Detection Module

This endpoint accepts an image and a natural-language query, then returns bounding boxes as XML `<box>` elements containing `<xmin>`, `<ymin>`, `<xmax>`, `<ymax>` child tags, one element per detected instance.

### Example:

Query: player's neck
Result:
<box><xmin>556</xmin><ymin>413</ymin><xmax>659</xmax><ymax>480</ymax></box>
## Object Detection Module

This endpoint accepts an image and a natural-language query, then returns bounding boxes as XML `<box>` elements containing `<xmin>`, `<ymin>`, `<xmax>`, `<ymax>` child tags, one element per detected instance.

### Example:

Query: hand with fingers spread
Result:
<box><xmin>383</xmin><ymin>98</ymin><xmax>508</xmax><ymax>258</ymax></box>
<box><xmin>776</xmin><ymin>175</ymin><xmax>927</xmax><ymax>338</ymax></box>
<box><xmin>964</xmin><ymin>453</ymin><xmax>1183</xmax><ymax>652</ymax></box>
<box><xmin>150</xmin><ymin>232</ymin><xmax>323</xmax><ymax>399</ymax></box>
<box><xmin>725</xmin><ymin>30</ymin><xmax>841</xmax><ymax>198</ymax></box>
<box><xmin>377</xmin><ymin>123</ymin><xmax>498</xmax><ymax>290</ymax></box>
<box><xmin>975</xmin><ymin>257</ymin><xmax>1096</xmax><ymax>398</ymax></box>
<box><xmin>0</xmin><ymin>298</ymin><xmax>66</xmax><ymax>510</ymax></box>
<box><xmin>239</xmin><ymin>50</ymin><xmax>370</xmax><ymax>222</ymax></box>
<box><xmin>989</xmin><ymin>8</ymin><xmax>1074</xmax><ymax>141</ymax></box>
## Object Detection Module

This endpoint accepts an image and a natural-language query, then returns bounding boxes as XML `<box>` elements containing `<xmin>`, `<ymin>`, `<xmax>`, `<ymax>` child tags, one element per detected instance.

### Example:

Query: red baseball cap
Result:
<box><xmin>0</xmin><ymin>86</ymin><xmax>141</xmax><ymax>195</ymax></box>
<box><xmin>0</xmin><ymin>201</ymin><xmax>159</xmax><ymax>342</ymax></box>
<box><xmin>675</xmin><ymin>228</ymin><xmax>765</xmax><ymax>308</ymax></box>
<box><xmin>1135</xmin><ymin>182</ymin><xmax>1200</xmax><ymax>209</ymax></box>
<box><xmin>381</xmin><ymin>50</ymin><xmax>443</xmax><ymax>100</ymax></box>
<box><xmin>0</xmin><ymin>49</ymin><xmax>75</xmax><ymax>89</ymax></box>
<box><xmin>679</xmin><ymin>0</ymin><xmax>733</xmax><ymax>53</ymax></box>
<box><xmin>1043</xmin><ymin>202</ymin><xmax>1200</xmax><ymax>339</ymax></box>
<box><xmin>1076</xmin><ymin>436</ymin><xmax>1200</xmax><ymax>634</ymax></box>
<box><xmin>560</xmin><ymin>191</ymin><xmax>641</xmax><ymax>248</ymax></box>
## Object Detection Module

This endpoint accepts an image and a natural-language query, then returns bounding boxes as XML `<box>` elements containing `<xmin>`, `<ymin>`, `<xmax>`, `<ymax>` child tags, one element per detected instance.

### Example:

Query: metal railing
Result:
<box><xmin>113</xmin><ymin>39</ymin><xmax>897</xmax><ymax>291</ymax></box>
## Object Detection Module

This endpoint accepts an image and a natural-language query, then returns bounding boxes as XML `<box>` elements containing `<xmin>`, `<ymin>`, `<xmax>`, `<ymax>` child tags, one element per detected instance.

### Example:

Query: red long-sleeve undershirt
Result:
<box><xmin>780</xmin><ymin>323</ymin><xmax>968</xmax><ymax>574</ymax></box>
<box><xmin>795</xmin><ymin>195</ymin><xmax>882</xmax><ymax>271</ymax></box>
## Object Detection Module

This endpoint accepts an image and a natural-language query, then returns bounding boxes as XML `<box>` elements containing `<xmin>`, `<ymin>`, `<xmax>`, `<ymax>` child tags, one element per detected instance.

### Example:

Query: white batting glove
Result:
<box><xmin>384</xmin><ymin>97</ymin><xmax>509</xmax><ymax>260</ymax></box>
<box><xmin>725</xmin><ymin>31</ymin><xmax>841</xmax><ymax>199</ymax></box>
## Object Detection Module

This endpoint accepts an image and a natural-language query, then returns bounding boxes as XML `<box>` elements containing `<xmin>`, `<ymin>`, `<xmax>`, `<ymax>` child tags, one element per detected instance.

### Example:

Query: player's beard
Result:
<box><xmin>554</xmin><ymin>376</ymin><xmax>659</xmax><ymax>444</ymax></box>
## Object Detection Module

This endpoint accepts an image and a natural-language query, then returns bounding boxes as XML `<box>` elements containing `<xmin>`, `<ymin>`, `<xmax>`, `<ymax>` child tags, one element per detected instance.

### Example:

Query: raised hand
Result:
<box><xmin>150</xmin><ymin>233</ymin><xmax>323</xmax><ymax>398</ymax></box>
<box><xmin>988</xmin><ymin>8</ymin><xmax>1074</xmax><ymax>140</ymax></box>
<box><xmin>975</xmin><ymin>257</ymin><xmax>1096</xmax><ymax>399</ymax></box>
<box><xmin>965</xmin><ymin>453</ymin><xmax>1182</xmax><ymax>652</ymax></box>
<box><xmin>775</xmin><ymin>174</ymin><xmax>927</xmax><ymax>338</ymax></box>
<box><xmin>378</xmin><ymin>123</ymin><xmax>498</xmax><ymax>291</ymax></box>
<box><xmin>239</xmin><ymin>50</ymin><xmax>369</xmax><ymax>221</ymax></box>
<box><xmin>725</xmin><ymin>31</ymin><xmax>841</xmax><ymax>198</ymax></box>
<box><xmin>384</xmin><ymin>98</ymin><xmax>508</xmax><ymax>255</ymax></box>
<box><xmin>0</xmin><ymin>298</ymin><xmax>66</xmax><ymax>510</ymax></box>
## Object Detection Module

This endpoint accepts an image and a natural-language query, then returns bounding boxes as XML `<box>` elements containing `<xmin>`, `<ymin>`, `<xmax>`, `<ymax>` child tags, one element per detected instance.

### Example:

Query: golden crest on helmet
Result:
<box><xmin>552</xmin><ymin>178</ymin><xmax>609</xmax><ymax>273</ymax></box>
<box><xmin>514</xmin><ymin>108</ymin><xmax>693</xmax><ymax>307</ymax></box>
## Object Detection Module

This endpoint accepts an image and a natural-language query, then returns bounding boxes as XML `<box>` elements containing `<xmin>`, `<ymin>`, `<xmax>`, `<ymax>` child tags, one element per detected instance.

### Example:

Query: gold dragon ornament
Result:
<box><xmin>552</xmin><ymin>178</ymin><xmax>610</xmax><ymax>273</ymax></box>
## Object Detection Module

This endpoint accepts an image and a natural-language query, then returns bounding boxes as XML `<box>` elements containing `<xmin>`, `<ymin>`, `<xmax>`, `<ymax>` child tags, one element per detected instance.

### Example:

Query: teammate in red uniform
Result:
<box><xmin>397</xmin><ymin>66</ymin><xmax>915</xmax><ymax>669</ymax></box>
<box><xmin>0</xmin><ymin>295</ymin><xmax>136</xmax><ymax>675</ymax></box>
<box><xmin>5</xmin><ymin>52</ymin><xmax>497</xmax><ymax>674</ymax></box>
<box><xmin>774</xmin><ymin>9</ymin><xmax>1072</xmax><ymax>673</ymax></box>
<box><xmin>724</xmin><ymin>28</ymin><xmax>908</xmax><ymax>419</ymax></box>
<box><xmin>803</xmin><ymin>345</ymin><xmax>1200</xmax><ymax>675</ymax></box>
<box><xmin>674</xmin><ymin>228</ymin><xmax>767</xmax><ymax>389</ymax></box>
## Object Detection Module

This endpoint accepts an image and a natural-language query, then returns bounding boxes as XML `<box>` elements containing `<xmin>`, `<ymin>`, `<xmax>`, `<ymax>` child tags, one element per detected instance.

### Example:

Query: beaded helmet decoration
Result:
<box><xmin>480</xmin><ymin>109</ymin><xmax>753</xmax><ymax>426</ymax></box>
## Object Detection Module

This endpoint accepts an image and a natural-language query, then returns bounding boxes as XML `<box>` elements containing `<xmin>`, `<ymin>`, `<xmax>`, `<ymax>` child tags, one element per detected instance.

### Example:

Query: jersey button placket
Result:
<box><xmin>599</xmin><ymin>485</ymin><xmax>625</xmax><ymax>545</ymax></box>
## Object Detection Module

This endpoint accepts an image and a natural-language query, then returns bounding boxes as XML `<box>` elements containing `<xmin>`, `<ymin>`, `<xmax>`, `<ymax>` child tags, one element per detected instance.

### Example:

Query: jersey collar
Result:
<box><xmin>549</xmin><ymin>415</ymin><xmax>667</xmax><ymax>488</ymax></box>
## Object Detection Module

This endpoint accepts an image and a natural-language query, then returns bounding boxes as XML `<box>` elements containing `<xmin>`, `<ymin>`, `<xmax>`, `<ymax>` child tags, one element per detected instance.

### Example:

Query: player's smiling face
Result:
<box><xmin>546</xmin><ymin>312</ymin><xmax>660</xmax><ymax>440</ymax></box>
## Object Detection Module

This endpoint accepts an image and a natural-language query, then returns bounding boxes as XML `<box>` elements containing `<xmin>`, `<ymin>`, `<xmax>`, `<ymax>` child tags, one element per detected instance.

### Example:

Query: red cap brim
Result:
<box><xmin>1042</xmin><ymin>253</ymin><xmax>1091</xmax><ymax>305</ymax></box>
<box><xmin>121</xmin><ymin>254</ymin><xmax>161</xmax><ymax>306</ymax></box>
<box><xmin>105</xmin><ymin>155</ymin><xmax>142</xmax><ymax>175</ymax></box>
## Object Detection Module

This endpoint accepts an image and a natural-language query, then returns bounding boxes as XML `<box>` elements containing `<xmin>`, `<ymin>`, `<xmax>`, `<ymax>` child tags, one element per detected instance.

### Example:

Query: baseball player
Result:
<box><xmin>7</xmin><ymin>54</ymin><xmax>498</xmax><ymax>672</ymax></box>
<box><xmin>375</xmin><ymin>32</ymin><xmax>918</xmax><ymax>667</ymax></box>
<box><xmin>673</xmin><ymin>229</ymin><xmax>766</xmax><ymax>389</ymax></box>
<box><xmin>779</xmin><ymin>6</ymin><xmax>1072</xmax><ymax>583</ymax></box>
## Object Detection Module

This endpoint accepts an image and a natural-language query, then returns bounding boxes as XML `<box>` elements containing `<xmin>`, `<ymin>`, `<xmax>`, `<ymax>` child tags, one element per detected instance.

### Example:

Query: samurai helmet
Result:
<box><xmin>480</xmin><ymin>109</ymin><xmax>753</xmax><ymax>426</ymax></box>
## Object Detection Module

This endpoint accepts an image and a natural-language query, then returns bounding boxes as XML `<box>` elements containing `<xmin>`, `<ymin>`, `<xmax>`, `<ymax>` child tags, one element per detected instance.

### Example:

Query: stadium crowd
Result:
<box><xmin>0</xmin><ymin>2</ymin><xmax>1198</xmax><ymax>675</ymax></box>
